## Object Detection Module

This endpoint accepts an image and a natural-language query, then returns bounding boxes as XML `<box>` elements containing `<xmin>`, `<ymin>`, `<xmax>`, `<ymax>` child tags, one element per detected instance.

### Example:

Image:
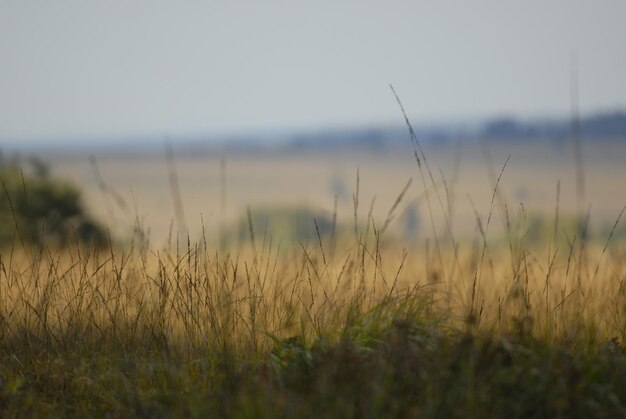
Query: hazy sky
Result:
<box><xmin>1</xmin><ymin>1</ymin><xmax>625</xmax><ymax>145</ymax></box>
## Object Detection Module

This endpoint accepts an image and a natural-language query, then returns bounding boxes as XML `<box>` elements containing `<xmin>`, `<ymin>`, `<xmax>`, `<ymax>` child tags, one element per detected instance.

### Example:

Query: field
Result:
<box><xmin>2</xmin><ymin>139</ymin><xmax>626</xmax><ymax>417</ymax></box>
<box><xmin>42</xmin><ymin>140</ymin><xmax>626</xmax><ymax>245</ymax></box>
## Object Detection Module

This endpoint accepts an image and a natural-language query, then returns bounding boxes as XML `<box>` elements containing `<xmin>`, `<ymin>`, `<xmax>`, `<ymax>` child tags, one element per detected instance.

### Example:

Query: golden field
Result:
<box><xmin>1</xmin><ymin>139</ymin><xmax>626</xmax><ymax>417</ymax></box>
<box><xmin>7</xmin><ymin>139</ymin><xmax>626</xmax><ymax>342</ymax></box>
<box><xmin>41</xmin><ymin>141</ymin><xmax>626</xmax><ymax>247</ymax></box>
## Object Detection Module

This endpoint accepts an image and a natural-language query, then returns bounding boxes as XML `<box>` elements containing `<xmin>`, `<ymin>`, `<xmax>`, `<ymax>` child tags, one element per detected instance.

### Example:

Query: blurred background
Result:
<box><xmin>1</xmin><ymin>1</ymin><xmax>625</xmax><ymax>248</ymax></box>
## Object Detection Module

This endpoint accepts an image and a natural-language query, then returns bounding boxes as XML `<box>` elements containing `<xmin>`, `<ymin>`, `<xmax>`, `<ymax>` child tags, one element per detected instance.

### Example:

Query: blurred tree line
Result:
<box><xmin>0</xmin><ymin>152</ymin><xmax>107</xmax><ymax>248</ymax></box>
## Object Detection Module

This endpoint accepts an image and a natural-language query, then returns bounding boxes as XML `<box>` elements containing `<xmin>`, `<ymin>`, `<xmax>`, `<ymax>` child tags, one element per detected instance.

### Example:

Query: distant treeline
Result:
<box><xmin>281</xmin><ymin>111</ymin><xmax>626</xmax><ymax>150</ymax></box>
<box><xmin>13</xmin><ymin>111</ymin><xmax>624</xmax><ymax>153</ymax></box>
<box><xmin>481</xmin><ymin>111</ymin><xmax>626</xmax><ymax>142</ymax></box>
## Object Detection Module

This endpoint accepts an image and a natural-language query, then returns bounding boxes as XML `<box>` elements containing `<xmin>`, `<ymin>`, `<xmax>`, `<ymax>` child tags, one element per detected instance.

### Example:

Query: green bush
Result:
<box><xmin>231</xmin><ymin>206</ymin><xmax>335</xmax><ymax>246</ymax></box>
<box><xmin>0</xmin><ymin>161</ymin><xmax>107</xmax><ymax>248</ymax></box>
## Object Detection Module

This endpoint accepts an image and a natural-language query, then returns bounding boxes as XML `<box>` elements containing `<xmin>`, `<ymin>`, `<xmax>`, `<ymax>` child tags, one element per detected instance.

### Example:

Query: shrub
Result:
<box><xmin>0</xmin><ymin>159</ymin><xmax>107</xmax><ymax>248</ymax></box>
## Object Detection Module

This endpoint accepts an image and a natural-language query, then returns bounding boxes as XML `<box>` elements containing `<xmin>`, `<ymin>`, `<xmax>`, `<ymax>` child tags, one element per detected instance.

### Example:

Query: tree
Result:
<box><xmin>0</xmin><ymin>158</ymin><xmax>107</xmax><ymax>248</ymax></box>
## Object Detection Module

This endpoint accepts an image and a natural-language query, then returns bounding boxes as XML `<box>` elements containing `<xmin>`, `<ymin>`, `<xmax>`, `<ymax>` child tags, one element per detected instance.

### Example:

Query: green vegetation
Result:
<box><xmin>3</xmin><ymin>315</ymin><xmax>626</xmax><ymax>418</ymax></box>
<box><xmin>230</xmin><ymin>206</ymin><xmax>335</xmax><ymax>246</ymax></box>
<box><xmin>0</xmin><ymin>157</ymin><xmax>107</xmax><ymax>247</ymax></box>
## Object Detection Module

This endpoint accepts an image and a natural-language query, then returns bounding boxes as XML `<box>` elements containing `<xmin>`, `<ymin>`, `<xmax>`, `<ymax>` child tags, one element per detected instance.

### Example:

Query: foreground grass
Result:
<box><xmin>1</xmin><ymin>307</ymin><xmax>625</xmax><ymax>418</ymax></box>
<box><xmin>0</xmin><ymin>228</ymin><xmax>625</xmax><ymax>418</ymax></box>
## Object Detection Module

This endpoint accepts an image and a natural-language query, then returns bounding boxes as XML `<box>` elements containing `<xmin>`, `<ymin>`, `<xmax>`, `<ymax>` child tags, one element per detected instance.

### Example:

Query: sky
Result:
<box><xmin>1</xmin><ymin>1</ymin><xmax>625</xmax><ymax>146</ymax></box>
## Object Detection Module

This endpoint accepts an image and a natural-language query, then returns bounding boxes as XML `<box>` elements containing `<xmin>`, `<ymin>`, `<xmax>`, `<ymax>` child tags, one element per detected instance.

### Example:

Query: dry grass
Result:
<box><xmin>1</xmin><ymin>221</ymin><xmax>626</xmax><ymax>416</ymax></box>
<box><xmin>1</xmin><ymin>218</ymin><xmax>625</xmax><ymax>358</ymax></box>
<box><xmin>2</xmin><ymin>107</ymin><xmax>626</xmax><ymax>415</ymax></box>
